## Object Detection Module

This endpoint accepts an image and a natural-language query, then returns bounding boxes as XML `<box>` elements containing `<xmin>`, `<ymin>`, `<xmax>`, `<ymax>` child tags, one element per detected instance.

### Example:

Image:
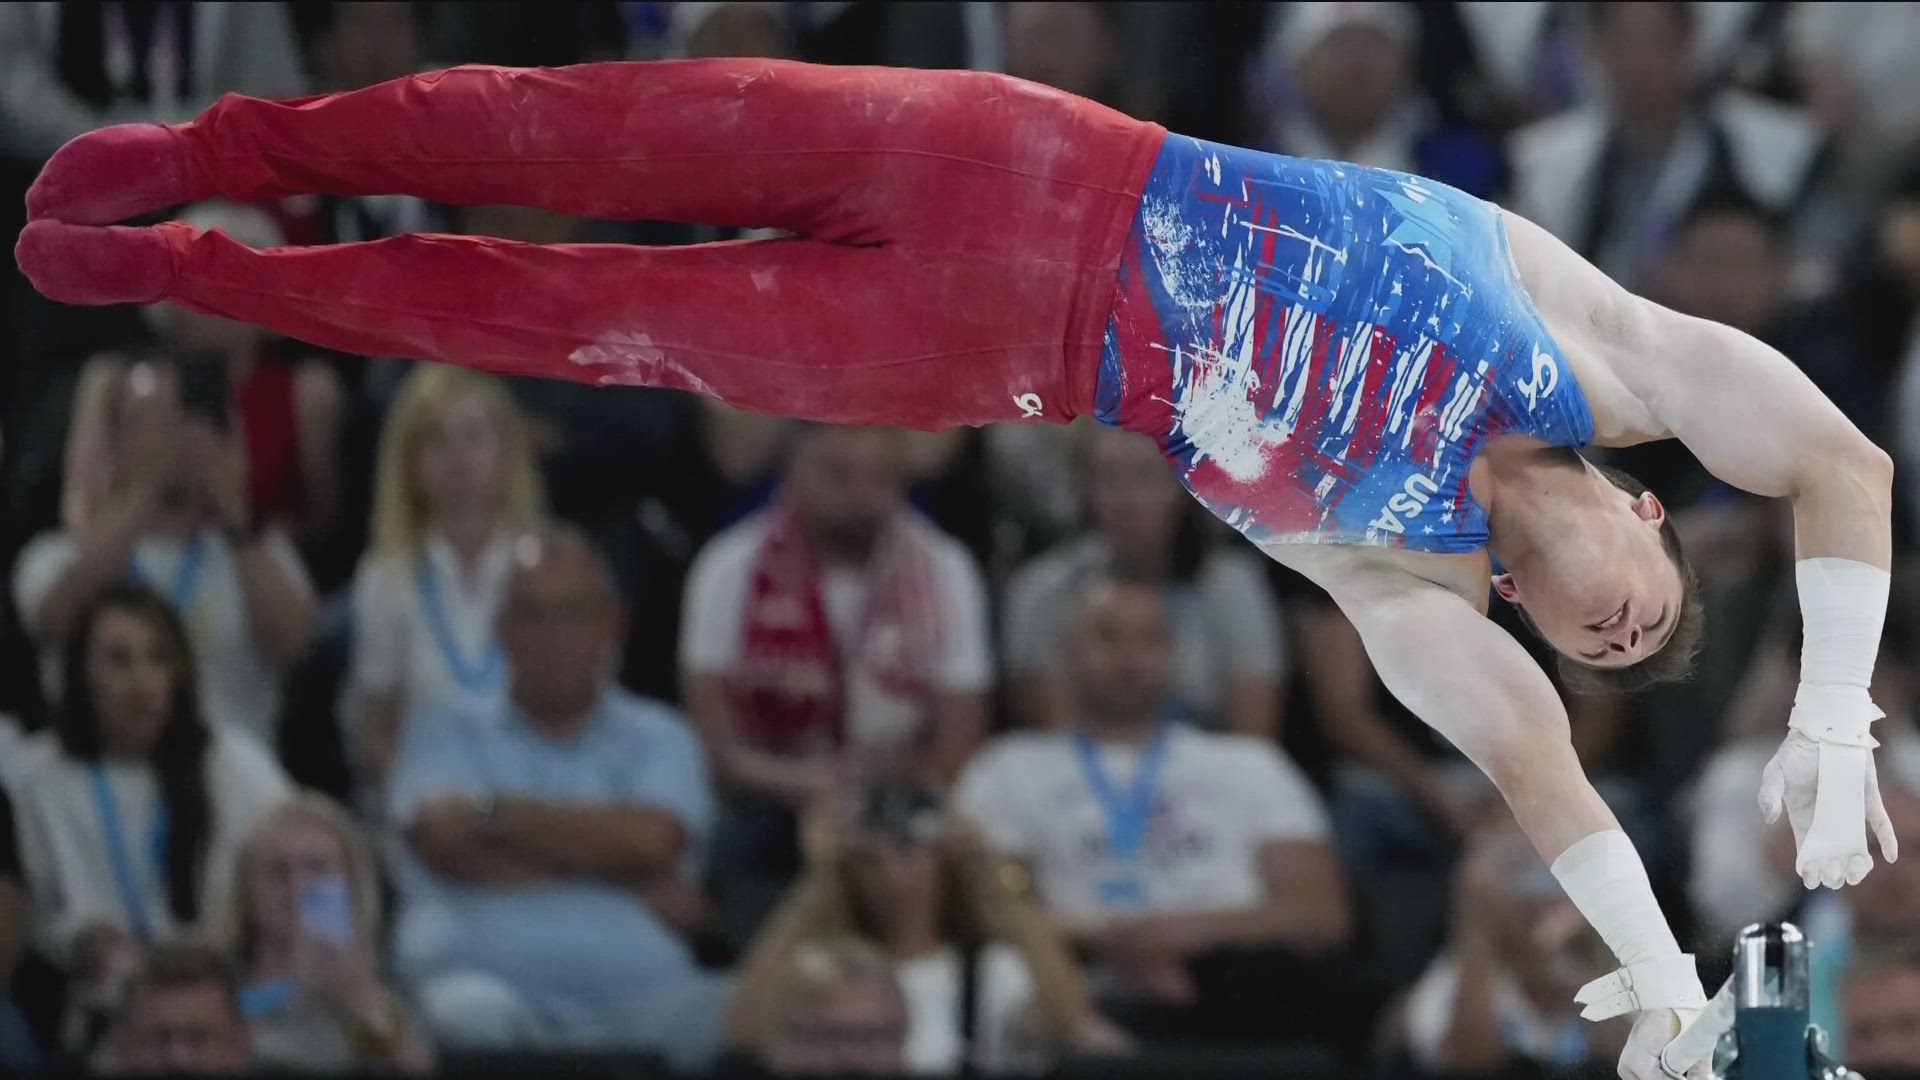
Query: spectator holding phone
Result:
<box><xmin>15</xmin><ymin>352</ymin><xmax>318</xmax><ymax>747</ymax></box>
<box><xmin>218</xmin><ymin>792</ymin><xmax>430</xmax><ymax>1072</ymax></box>
<box><xmin>729</xmin><ymin>781</ymin><xmax>1126</xmax><ymax>1074</ymax></box>
<box><xmin>65</xmin><ymin>202</ymin><xmax>347</xmax><ymax>556</ymax></box>
<box><xmin>9</xmin><ymin>585</ymin><xmax>290</xmax><ymax>1034</ymax></box>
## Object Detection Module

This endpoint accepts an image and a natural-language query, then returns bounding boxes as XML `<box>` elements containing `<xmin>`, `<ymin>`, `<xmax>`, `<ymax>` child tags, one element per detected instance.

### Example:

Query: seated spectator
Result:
<box><xmin>218</xmin><ymin>793</ymin><xmax>430</xmax><ymax>1072</ymax></box>
<box><xmin>347</xmin><ymin>363</ymin><xmax>547</xmax><ymax>779</ymax></box>
<box><xmin>66</xmin><ymin>204</ymin><xmax>347</xmax><ymax>553</ymax></box>
<box><xmin>1379</xmin><ymin>819</ymin><xmax>1618</xmax><ymax>1075</ymax></box>
<box><xmin>1004</xmin><ymin>425</ymin><xmax>1284</xmax><ymax>737</ymax></box>
<box><xmin>1507</xmin><ymin>1</ymin><xmax>1823</xmax><ymax>290</ymax></box>
<box><xmin>682</xmin><ymin>423</ymin><xmax>992</xmax><ymax>947</ymax></box>
<box><xmin>14</xmin><ymin>358</ymin><xmax>319</xmax><ymax>747</ymax></box>
<box><xmin>1840</xmin><ymin>945</ymin><xmax>1920</xmax><ymax>1076</ymax></box>
<box><xmin>957</xmin><ymin>571</ymin><xmax>1352</xmax><ymax>1050</ymax></box>
<box><xmin>1254</xmin><ymin>1</ymin><xmax>1506</xmax><ymax>199</ymax></box>
<box><xmin>92</xmin><ymin>943</ymin><xmax>254</xmax><ymax>1076</ymax></box>
<box><xmin>750</xmin><ymin>936</ymin><xmax>911</xmax><ymax>1078</ymax></box>
<box><xmin>0</xmin><ymin>784</ymin><xmax>35</xmax><ymax>1070</ymax></box>
<box><xmin>387</xmin><ymin>526</ymin><xmax>726</xmax><ymax>1062</ymax></box>
<box><xmin>729</xmin><ymin>784</ymin><xmax>1125</xmax><ymax>1074</ymax></box>
<box><xmin>11</xmin><ymin>584</ymin><xmax>291</xmax><ymax>1031</ymax></box>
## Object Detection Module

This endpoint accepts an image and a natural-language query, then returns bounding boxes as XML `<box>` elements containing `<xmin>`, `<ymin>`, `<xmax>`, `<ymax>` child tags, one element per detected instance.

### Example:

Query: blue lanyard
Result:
<box><xmin>237</xmin><ymin>979</ymin><xmax>300</xmax><ymax>1020</ymax></box>
<box><xmin>128</xmin><ymin>532</ymin><xmax>207</xmax><ymax>613</ymax></box>
<box><xmin>90</xmin><ymin>765</ymin><xmax>169</xmax><ymax>944</ymax></box>
<box><xmin>1073</xmin><ymin>723</ymin><xmax>1174</xmax><ymax>861</ymax></box>
<box><xmin>416</xmin><ymin>554</ymin><xmax>504</xmax><ymax>692</ymax></box>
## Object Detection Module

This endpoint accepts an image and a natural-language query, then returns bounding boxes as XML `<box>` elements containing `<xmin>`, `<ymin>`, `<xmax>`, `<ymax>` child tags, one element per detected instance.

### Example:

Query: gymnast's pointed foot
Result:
<box><xmin>25</xmin><ymin>123</ymin><xmax>191</xmax><ymax>225</ymax></box>
<box><xmin>15</xmin><ymin>220</ymin><xmax>175</xmax><ymax>306</ymax></box>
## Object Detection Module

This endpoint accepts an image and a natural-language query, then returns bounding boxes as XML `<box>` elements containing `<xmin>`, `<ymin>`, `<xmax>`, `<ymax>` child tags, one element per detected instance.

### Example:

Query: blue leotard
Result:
<box><xmin>1097</xmin><ymin>134</ymin><xmax>1595</xmax><ymax>554</ymax></box>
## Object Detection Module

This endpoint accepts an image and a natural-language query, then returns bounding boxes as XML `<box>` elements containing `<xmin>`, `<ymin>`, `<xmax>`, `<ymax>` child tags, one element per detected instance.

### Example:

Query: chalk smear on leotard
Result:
<box><xmin>1154</xmin><ymin>242</ymin><xmax>1295</xmax><ymax>485</ymax></box>
<box><xmin>567</xmin><ymin>330</ymin><xmax>720</xmax><ymax>397</ymax></box>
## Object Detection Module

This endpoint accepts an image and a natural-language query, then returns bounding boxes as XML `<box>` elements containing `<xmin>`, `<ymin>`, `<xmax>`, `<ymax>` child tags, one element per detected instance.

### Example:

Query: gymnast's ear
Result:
<box><xmin>1491</xmin><ymin>573</ymin><xmax>1521</xmax><ymax>604</ymax></box>
<box><xmin>1633</xmin><ymin>490</ymin><xmax>1666</xmax><ymax>525</ymax></box>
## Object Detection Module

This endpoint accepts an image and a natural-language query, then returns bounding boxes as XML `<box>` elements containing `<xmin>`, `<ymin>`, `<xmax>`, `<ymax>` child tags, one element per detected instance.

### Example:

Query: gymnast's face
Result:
<box><xmin>1493</xmin><ymin>487</ymin><xmax>1680</xmax><ymax>668</ymax></box>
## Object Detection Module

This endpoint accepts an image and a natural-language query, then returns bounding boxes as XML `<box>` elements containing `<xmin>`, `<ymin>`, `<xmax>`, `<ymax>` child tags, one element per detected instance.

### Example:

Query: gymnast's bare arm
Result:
<box><xmin>1307</xmin><ymin>560</ymin><xmax>1621</xmax><ymax>866</ymax></box>
<box><xmin>1501</xmin><ymin>208</ymin><xmax>1893</xmax><ymax>568</ymax></box>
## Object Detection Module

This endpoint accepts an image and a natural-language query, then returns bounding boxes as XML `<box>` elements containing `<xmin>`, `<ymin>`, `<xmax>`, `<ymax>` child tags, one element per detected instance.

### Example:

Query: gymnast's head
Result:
<box><xmin>1493</xmin><ymin>459</ymin><xmax>1705</xmax><ymax>692</ymax></box>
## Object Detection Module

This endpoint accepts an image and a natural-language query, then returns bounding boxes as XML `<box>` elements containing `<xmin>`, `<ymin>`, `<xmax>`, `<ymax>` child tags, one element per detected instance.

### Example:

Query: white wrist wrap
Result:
<box><xmin>1573</xmin><ymin>954</ymin><xmax>1707</xmax><ymax>1020</ymax></box>
<box><xmin>1796</xmin><ymin>557</ymin><xmax>1888</xmax><ymax>691</ymax></box>
<box><xmin>1789</xmin><ymin>683</ymin><xmax>1882</xmax><ymax>748</ymax></box>
<box><xmin>1550</xmin><ymin>830</ymin><xmax>1681</xmax><ymax>967</ymax></box>
<box><xmin>1552</xmin><ymin>830</ymin><xmax>1701</xmax><ymax>1019</ymax></box>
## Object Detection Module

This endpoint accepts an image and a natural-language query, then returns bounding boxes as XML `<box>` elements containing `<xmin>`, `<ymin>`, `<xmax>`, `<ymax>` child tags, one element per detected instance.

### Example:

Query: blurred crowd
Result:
<box><xmin>7</xmin><ymin>2</ymin><xmax>1920</xmax><ymax>1078</ymax></box>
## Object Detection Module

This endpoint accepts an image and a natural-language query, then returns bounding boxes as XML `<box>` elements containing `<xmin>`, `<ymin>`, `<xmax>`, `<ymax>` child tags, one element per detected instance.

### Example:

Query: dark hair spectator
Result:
<box><xmin>10</xmin><ymin>584</ymin><xmax>290</xmax><ymax>1034</ymax></box>
<box><xmin>15</xmin><ymin>354</ymin><xmax>320</xmax><ymax>748</ymax></box>
<box><xmin>959</xmin><ymin>572</ymin><xmax>1356</xmax><ymax>1052</ymax></box>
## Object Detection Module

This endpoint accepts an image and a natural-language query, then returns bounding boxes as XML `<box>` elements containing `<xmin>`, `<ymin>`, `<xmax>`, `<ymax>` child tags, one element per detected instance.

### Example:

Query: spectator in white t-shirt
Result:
<box><xmin>9</xmin><ymin>584</ymin><xmax>290</xmax><ymax>1030</ymax></box>
<box><xmin>345</xmin><ymin>364</ymin><xmax>547</xmax><ymax>780</ymax></box>
<box><xmin>682</xmin><ymin>424</ymin><xmax>992</xmax><ymax>948</ymax></box>
<box><xmin>14</xmin><ymin>357</ymin><xmax>318</xmax><ymax>748</ymax></box>
<box><xmin>1002</xmin><ymin>424</ymin><xmax>1285</xmax><ymax>736</ymax></box>
<box><xmin>957</xmin><ymin>571</ymin><xmax>1351</xmax><ymax>1050</ymax></box>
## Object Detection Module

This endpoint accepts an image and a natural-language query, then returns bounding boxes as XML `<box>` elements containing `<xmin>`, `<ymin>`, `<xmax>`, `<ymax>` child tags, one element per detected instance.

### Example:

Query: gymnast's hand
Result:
<box><xmin>1622</xmin><ymin>1006</ymin><xmax>1709</xmax><ymax>1080</ymax></box>
<box><xmin>1759</xmin><ymin>687</ymin><xmax>1898</xmax><ymax>889</ymax></box>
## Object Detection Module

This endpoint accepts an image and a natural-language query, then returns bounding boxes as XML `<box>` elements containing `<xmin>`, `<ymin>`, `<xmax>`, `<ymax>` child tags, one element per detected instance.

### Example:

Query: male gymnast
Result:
<box><xmin>13</xmin><ymin>58</ymin><xmax>1898</xmax><ymax>1079</ymax></box>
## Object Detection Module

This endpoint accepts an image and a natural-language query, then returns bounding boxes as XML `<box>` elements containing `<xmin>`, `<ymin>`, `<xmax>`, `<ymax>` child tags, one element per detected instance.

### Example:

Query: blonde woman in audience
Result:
<box><xmin>219</xmin><ymin>792</ymin><xmax>430</xmax><ymax>1072</ymax></box>
<box><xmin>9</xmin><ymin>584</ymin><xmax>290</xmax><ymax>1034</ymax></box>
<box><xmin>730</xmin><ymin>785</ymin><xmax>1127</xmax><ymax>1074</ymax></box>
<box><xmin>346</xmin><ymin>363</ymin><xmax>546</xmax><ymax>778</ymax></box>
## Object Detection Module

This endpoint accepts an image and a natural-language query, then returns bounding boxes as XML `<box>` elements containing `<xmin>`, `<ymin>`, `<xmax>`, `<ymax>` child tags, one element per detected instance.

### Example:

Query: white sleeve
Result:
<box><xmin>930</xmin><ymin>541</ymin><xmax>992</xmax><ymax>691</ymax></box>
<box><xmin>954</xmin><ymin>742</ymin><xmax>1032</xmax><ymax>859</ymax></box>
<box><xmin>1232</xmin><ymin>740</ymin><xmax>1331</xmax><ymax>843</ymax></box>
<box><xmin>679</xmin><ymin>529</ymin><xmax>756</xmax><ymax>673</ymax></box>
<box><xmin>11</xmin><ymin>532</ymin><xmax>78</xmax><ymax>641</ymax></box>
<box><xmin>346</xmin><ymin>556</ymin><xmax>410</xmax><ymax>697</ymax></box>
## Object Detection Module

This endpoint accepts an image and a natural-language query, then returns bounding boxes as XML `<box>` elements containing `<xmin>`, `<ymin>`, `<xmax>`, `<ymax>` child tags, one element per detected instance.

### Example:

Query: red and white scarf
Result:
<box><xmin>732</xmin><ymin>505</ymin><xmax>946</xmax><ymax>755</ymax></box>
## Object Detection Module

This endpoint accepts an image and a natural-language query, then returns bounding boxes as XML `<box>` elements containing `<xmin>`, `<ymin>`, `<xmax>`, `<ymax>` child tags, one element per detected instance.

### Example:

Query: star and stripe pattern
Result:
<box><xmin>1096</xmin><ymin>135</ymin><xmax>1595</xmax><ymax>554</ymax></box>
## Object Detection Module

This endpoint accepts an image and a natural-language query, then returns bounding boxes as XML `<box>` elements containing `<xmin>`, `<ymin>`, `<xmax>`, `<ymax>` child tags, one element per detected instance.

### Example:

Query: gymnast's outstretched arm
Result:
<box><xmin>1331</xmin><ymin>569</ymin><xmax>1708</xmax><ymax>1080</ymax></box>
<box><xmin>1506</xmin><ymin>207</ymin><xmax>1898</xmax><ymax>893</ymax></box>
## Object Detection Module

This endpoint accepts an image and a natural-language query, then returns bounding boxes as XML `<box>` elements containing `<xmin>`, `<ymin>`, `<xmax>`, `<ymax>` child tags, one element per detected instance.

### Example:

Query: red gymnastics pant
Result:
<box><xmin>136</xmin><ymin>60</ymin><xmax>1166</xmax><ymax>429</ymax></box>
